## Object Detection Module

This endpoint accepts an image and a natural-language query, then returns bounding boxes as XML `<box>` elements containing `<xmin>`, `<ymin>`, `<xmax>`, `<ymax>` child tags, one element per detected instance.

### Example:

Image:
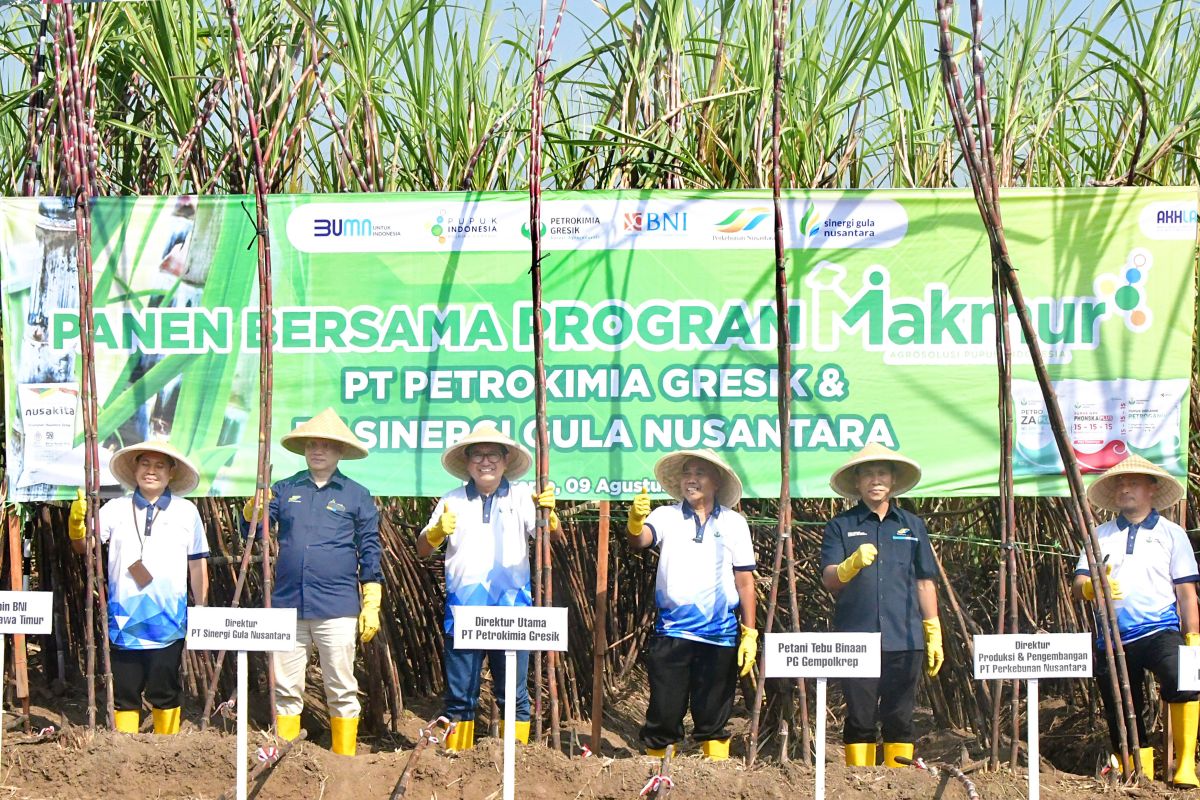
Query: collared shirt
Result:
<box><xmin>820</xmin><ymin>500</ymin><xmax>937</xmax><ymax>651</ymax></box>
<box><xmin>1074</xmin><ymin>509</ymin><xmax>1199</xmax><ymax>645</ymax></box>
<box><xmin>423</xmin><ymin>478</ymin><xmax>538</xmax><ymax>635</ymax></box>
<box><xmin>263</xmin><ymin>469</ymin><xmax>381</xmax><ymax>620</ymax></box>
<box><xmin>99</xmin><ymin>489</ymin><xmax>209</xmax><ymax>650</ymax></box>
<box><xmin>643</xmin><ymin>501</ymin><xmax>756</xmax><ymax>647</ymax></box>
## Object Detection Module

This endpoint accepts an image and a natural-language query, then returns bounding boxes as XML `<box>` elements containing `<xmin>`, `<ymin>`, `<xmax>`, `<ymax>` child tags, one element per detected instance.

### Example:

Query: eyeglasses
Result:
<box><xmin>469</xmin><ymin>451</ymin><xmax>505</xmax><ymax>463</ymax></box>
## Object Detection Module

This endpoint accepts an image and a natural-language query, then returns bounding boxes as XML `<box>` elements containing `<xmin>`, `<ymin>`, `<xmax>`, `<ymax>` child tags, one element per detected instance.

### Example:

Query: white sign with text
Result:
<box><xmin>973</xmin><ymin>634</ymin><xmax>1092</xmax><ymax>680</ymax></box>
<box><xmin>764</xmin><ymin>632</ymin><xmax>881</xmax><ymax>678</ymax></box>
<box><xmin>0</xmin><ymin>591</ymin><xmax>52</xmax><ymax>634</ymax></box>
<box><xmin>1179</xmin><ymin>645</ymin><xmax>1200</xmax><ymax>691</ymax></box>
<box><xmin>186</xmin><ymin>607</ymin><xmax>297</xmax><ymax>652</ymax></box>
<box><xmin>452</xmin><ymin>606</ymin><xmax>568</xmax><ymax>651</ymax></box>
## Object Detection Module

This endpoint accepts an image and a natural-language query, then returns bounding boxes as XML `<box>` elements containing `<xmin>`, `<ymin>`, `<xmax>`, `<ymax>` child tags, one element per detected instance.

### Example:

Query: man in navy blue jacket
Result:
<box><xmin>243</xmin><ymin>408</ymin><xmax>381</xmax><ymax>756</ymax></box>
<box><xmin>820</xmin><ymin>443</ymin><xmax>943</xmax><ymax>769</ymax></box>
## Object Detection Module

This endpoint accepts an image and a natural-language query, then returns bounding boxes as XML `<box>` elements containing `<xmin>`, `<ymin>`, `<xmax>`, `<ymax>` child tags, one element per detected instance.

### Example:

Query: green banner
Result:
<box><xmin>2</xmin><ymin>189</ymin><xmax>1195</xmax><ymax>501</ymax></box>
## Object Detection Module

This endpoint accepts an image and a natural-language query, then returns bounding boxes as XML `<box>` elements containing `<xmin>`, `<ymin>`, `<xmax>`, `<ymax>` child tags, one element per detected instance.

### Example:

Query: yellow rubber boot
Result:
<box><xmin>701</xmin><ymin>739</ymin><xmax>730</xmax><ymax>761</ymax></box>
<box><xmin>276</xmin><ymin>714</ymin><xmax>301</xmax><ymax>742</ymax></box>
<box><xmin>330</xmin><ymin>716</ymin><xmax>358</xmax><ymax>756</ymax></box>
<box><xmin>645</xmin><ymin>746</ymin><xmax>667</xmax><ymax>757</ymax></box>
<box><xmin>1171</xmin><ymin>701</ymin><xmax>1199</xmax><ymax>788</ymax></box>
<box><xmin>845</xmin><ymin>742</ymin><xmax>874</xmax><ymax>767</ymax></box>
<box><xmin>883</xmin><ymin>742</ymin><xmax>914</xmax><ymax>768</ymax></box>
<box><xmin>444</xmin><ymin>719</ymin><xmax>475</xmax><ymax>752</ymax></box>
<box><xmin>114</xmin><ymin>710</ymin><xmax>140</xmax><ymax>734</ymax></box>
<box><xmin>151</xmin><ymin>707</ymin><xmax>181</xmax><ymax>735</ymax></box>
<box><xmin>498</xmin><ymin>720</ymin><xmax>531</xmax><ymax>744</ymax></box>
<box><xmin>1138</xmin><ymin>747</ymin><xmax>1155</xmax><ymax>781</ymax></box>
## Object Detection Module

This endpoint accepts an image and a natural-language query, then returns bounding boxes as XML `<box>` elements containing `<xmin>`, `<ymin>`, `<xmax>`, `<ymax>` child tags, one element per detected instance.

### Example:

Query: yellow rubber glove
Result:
<box><xmin>923</xmin><ymin>618</ymin><xmax>945</xmax><ymax>677</ymax></box>
<box><xmin>1185</xmin><ymin>633</ymin><xmax>1200</xmax><ymax>647</ymax></box>
<box><xmin>426</xmin><ymin>507</ymin><xmax>456</xmax><ymax>548</ymax></box>
<box><xmin>836</xmin><ymin>543</ymin><xmax>877</xmax><ymax>584</ymax></box>
<box><xmin>1081</xmin><ymin>565</ymin><xmax>1124</xmax><ymax>601</ymax></box>
<box><xmin>535</xmin><ymin>484</ymin><xmax>560</xmax><ymax>533</ymax></box>
<box><xmin>358</xmin><ymin>582</ymin><xmax>382</xmax><ymax>642</ymax></box>
<box><xmin>68</xmin><ymin>488</ymin><xmax>87</xmax><ymax>541</ymax></box>
<box><xmin>627</xmin><ymin>486</ymin><xmax>651</xmax><ymax>536</ymax></box>
<box><xmin>241</xmin><ymin>488</ymin><xmax>272</xmax><ymax>523</ymax></box>
<box><xmin>737</xmin><ymin>624</ymin><xmax>759</xmax><ymax>677</ymax></box>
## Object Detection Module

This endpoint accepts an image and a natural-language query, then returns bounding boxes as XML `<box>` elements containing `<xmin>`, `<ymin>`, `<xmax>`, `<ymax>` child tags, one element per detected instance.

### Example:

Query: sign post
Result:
<box><xmin>452</xmin><ymin>606</ymin><xmax>568</xmax><ymax>800</ymax></box>
<box><xmin>0</xmin><ymin>591</ymin><xmax>52</xmax><ymax>774</ymax></box>
<box><xmin>765</xmin><ymin>632</ymin><xmax>881</xmax><ymax>799</ymax></box>
<box><xmin>973</xmin><ymin>633</ymin><xmax>1092</xmax><ymax>799</ymax></box>
<box><xmin>187</xmin><ymin>607</ymin><xmax>297</xmax><ymax>800</ymax></box>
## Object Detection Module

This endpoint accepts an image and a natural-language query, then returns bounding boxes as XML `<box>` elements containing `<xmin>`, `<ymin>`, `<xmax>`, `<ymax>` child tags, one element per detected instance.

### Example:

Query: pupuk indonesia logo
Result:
<box><xmin>1094</xmin><ymin>248</ymin><xmax>1154</xmax><ymax>332</ymax></box>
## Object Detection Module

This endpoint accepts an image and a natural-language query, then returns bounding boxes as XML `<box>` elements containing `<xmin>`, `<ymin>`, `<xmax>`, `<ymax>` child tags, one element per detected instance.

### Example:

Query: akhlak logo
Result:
<box><xmin>429</xmin><ymin>215</ymin><xmax>446</xmax><ymax>244</ymax></box>
<box><xmin>1093</xmin><ymin>248</ymin><xmax>1154</xmax><ymax>332</ymax></box>
<box><xmin>714</xmin><ymin>207</ymin><xmax>771</xmax><ymax>233</ymax></box>
<box><xmin>798</xmin><ymin>203</ymin><xmax>823</xmax><ymax>238</ymax></box>
<box><xmin>520</xmin><ymin>221</ymin><xmax>548</xmax><ymax>239</ymax></box>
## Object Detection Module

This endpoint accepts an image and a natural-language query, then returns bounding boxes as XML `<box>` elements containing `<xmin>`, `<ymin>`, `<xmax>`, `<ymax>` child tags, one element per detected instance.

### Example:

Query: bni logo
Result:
<box><xmin>623</xmin><ymin>211</ymin><xmax>687</xmax><ymax>232</ymax></box>
<box><xmin>313</xmin><ymin>218</ymin><xmax>372</xmax><ymax>237</ymax></box>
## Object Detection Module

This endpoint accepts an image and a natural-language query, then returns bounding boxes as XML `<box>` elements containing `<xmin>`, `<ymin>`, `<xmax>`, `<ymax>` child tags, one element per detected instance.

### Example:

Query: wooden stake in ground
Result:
<box><xmin>590</xmin><ymin>501</ymin><xmax>611</xmax><ymax>751</ymax></box>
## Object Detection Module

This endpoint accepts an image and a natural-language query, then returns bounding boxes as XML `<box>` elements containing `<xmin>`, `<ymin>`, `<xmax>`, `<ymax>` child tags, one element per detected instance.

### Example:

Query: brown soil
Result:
<box><xmin>0</xmin><ymin>698</ymin><xmax>1187</xmax><ymax>800</ymax></box>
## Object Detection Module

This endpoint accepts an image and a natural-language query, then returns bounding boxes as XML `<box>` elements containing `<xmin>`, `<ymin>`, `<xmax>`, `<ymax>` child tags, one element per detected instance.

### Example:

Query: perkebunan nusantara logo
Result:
<box><xmin>714</xmin><ymin>207</ymin><xmax>770</xmax><ymax>233</ymax></box>
<box><xmin>1092</xmin><ymin>248</ymin><xmax>1155</xmax><ymax>333</ymax></box>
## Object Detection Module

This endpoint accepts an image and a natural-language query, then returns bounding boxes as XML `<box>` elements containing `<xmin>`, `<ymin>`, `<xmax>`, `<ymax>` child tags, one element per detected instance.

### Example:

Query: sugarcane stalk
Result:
<box><xmin>221</xmin><ymin>0</ymin><xmax>278</xmax><ymax>730</ymax></box>
<box><xmin>748</xmin><ymin>0</ymin><xmax>792</xmax><ymax>766</ymax></box>
<box><xmin>590</xmin><ymin>501</ymin><xmax>610</xmax><ymax>751</ymax></box>
<box><xmin>935</xmin><ymin>0</ymin><xmax>1139</xmax><ymax>778</ymax></box>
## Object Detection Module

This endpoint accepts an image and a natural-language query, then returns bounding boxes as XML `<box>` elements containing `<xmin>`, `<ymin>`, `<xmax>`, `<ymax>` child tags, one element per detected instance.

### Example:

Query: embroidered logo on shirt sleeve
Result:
<box><xmin>287</xmin><ymin>495</ymin><xmax>303</xmax><ymax>503</ymax></box>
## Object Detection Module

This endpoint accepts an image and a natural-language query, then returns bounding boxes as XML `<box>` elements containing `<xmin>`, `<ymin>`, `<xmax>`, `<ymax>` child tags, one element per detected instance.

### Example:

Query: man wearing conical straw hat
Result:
<box><xmin>242</xmin><ymin>408</ymin><xmax>381</xmax><ymax>756</ymax></box>
<box><xmin>416</xmin><ymin>421</ymin><xmax>561</xmax><ymax>752</ymax></box>
<box><xmin>67</xmin><ymin>440</ymin><xmax>209</xmax><ymax>735</ymax></box>
<box><xmin>1074</xmin><ymin>454</ymin><xmax>1198</xmax><ymax>786</ymax></box>
<box><xmin>624</xmin><ymin>449</ymin><xmax>758</xmax><ymax>761</ymax></box>
<box><xmin>820</xmin><ymin>443</ymin><xmax>943</xmax><ymax>769</ymax></box>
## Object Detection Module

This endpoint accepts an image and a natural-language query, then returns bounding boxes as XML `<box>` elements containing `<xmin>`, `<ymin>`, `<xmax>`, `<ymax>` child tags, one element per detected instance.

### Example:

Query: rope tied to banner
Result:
<box><xmin>239</xmin><ymin>200</ymin><xmax>270</xmax><ymax>250</ymax></box>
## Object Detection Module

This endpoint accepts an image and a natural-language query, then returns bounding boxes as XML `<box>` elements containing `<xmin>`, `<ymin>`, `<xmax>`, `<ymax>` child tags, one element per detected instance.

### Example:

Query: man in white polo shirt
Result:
<box><xmin>67</xmin><ymin>441</ymin><xmax>209</xmax><ymax>735</ymax></box>
<box><xmin>417</xmin><ymin>422</ymin><xmax>560</xmax><ymax>751</ymax></box>
<box><xmin>1075</xmin><ymin>454</ymin><xmax>1198</xmax><ymax>786</ymax></box>
<box><xmin>625</xmin><ymin>449</ymin><xmax>757</xmax><ymax>761</ymax></box>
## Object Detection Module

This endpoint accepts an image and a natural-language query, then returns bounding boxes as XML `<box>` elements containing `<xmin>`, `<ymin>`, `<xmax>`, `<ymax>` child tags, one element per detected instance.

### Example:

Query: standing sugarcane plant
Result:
<box><xmin>527</xmin><ymin>0</ymin><xmax>568</xmax><ymax>749</ymax></box>
<box><xmin>748</xmin><ymin>0</ymin><xmax>798</xmax><ymax>768</ymax></box>
<box><xmin>934</xmin><ymin>0</ymin><xmax>1141</xmax><ymax>779</ymax></box>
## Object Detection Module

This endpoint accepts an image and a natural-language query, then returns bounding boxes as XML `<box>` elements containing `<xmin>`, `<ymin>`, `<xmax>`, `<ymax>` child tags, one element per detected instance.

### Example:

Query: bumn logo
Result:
<box><xmin>623</xmin><ymin>211</ymin><xmax>687</xmax><ymax>232</ymax></box>
<box><xmin>313</xmin><ymin>218</ymin><xmax>373</xmax><ymax>237</ymax></box>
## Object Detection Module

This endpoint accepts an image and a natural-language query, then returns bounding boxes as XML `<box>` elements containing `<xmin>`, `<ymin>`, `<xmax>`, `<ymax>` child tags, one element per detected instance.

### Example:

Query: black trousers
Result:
<box><xmin>111</xmin><ymin>639</ymin><xmax>185</xmax><ymax>711</ymax></box>
<box><xmin>841</xmin><ymin>649</ymin><xmax>923</xmax><ymax>743</ymax></box>
<box><xmin>640</xmin><ymin>636</ymin><xmax>738</xmax><ymax>748</ymax></box>
<box><xmin>1095</xmin><ymin>629</ymin><xmax>1198</xmax><ymax>753</ymax></box>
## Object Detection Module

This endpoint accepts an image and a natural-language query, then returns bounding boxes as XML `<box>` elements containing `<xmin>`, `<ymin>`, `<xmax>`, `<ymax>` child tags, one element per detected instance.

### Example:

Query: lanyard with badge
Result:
<box><xmin>127</xmin><ymin>501</ymin><xmax>156</xmax><ymax>589</ymax></box>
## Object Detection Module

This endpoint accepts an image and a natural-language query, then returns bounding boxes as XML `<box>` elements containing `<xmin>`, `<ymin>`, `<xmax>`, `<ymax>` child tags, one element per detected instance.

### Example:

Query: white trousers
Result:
<box><xmin>273</xmin><ymin>616</ymin><xmax>360</xmax><ymax>719</ymax></box>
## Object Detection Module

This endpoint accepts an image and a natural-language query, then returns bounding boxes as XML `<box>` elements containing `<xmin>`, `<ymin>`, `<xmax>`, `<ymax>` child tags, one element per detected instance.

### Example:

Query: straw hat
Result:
<box><xmin>109</xmin><ymin>440</ymin><xmax>200</xmax><ymax>495</ymax></box>
<box><xmin>280</xmin><ymin>408</ymin><xmax>369</xmax><ymax>460</ymax></box>
<box><xmin>653</xmin><ymin>449</ymin><xmax>743</xmax><ymax>509</ymax></box>
<box><xmin>829</xmin><ymin>443</ymin><xmax>922</xmax><ymax>500</ymax></box>
<box><xmin>441</xmin><ymin>422</ymin><xmax>533</xmax><ymax>481</ymax></box>
<box><xmin>1086</xmin><ymin>454</ymin><xmax>1184</xmax><ymax>513</ymax></box>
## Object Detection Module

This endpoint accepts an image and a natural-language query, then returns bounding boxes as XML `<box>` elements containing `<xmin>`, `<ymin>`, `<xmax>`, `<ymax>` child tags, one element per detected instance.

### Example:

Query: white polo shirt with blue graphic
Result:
<box><xmin>425</xmin><ymin>478</ymin><xmax>538</xmax><ymax>635</ymax></box>
<box><xmin>99</xmin><ymin>490</ymin><xmax>209</xmax><ymax>650</ymax></box>
<box><xmin>644</xmin><ymin>502</ymin><xmax>756</xmax><ymax>647</ymax></box>
<box><xmin>1075</xmin><ymin>510</ymin><xmax>1199</xmax><ymax>645</ymax></box>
